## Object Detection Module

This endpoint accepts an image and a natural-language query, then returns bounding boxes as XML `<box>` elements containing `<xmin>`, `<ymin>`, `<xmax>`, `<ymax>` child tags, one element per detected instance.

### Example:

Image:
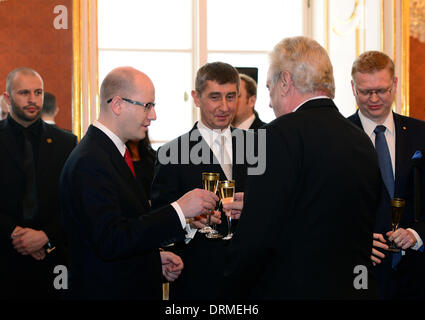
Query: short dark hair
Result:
<box><xmin>240</xmin><ymin>73</ymin><xmax>257</xmax><ymax>98</ymax></box>
<box><xmin>42</xmin><ymin>92</ymin><xmax>57</xmax><ymax>116</ymax></box>
<box><xmin>195</xmin><ymin>62</ymin><xmax>240</xmax><ymax>94</ymax></box>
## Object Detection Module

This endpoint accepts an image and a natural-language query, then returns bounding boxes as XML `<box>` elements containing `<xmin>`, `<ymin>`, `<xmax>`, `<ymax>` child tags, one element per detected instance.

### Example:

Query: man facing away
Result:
<box><xmin>41</xmin><ymin>91</ymin><xmax>59</xmax><ymax>126</ymax></box>
<box><xmin>224</xmin><ymin>36</ymin><xmax>381</xmax><ymax>299</ymax></box>
<box><xmin>59</xmin><ymin>66</ymin><xmax>218</xmax><ymax>299</ymax></box>
<box><xmin>232</xmin><ymin>73</ymin><xmax>266</xmax><ymax>131</ymax></box>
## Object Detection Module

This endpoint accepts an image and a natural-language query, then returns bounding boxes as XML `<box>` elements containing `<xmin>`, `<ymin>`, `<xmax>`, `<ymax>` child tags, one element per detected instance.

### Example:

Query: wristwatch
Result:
<box><xmin>44</xmin><ymin>241</ymin><xmax>56</xmax><ymax>254</ymax></box>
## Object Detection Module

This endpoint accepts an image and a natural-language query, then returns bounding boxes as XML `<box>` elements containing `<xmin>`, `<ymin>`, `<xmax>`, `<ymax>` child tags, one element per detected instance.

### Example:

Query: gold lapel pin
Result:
<box><xmin>402</xmin><ymin>126</ymin><xmax>407</xmax><ymax>131</ymax></box>
<box><xmin>46</xmin><ymin>138</ymin><xmax>53</xmax><ymax>143</ymax></box>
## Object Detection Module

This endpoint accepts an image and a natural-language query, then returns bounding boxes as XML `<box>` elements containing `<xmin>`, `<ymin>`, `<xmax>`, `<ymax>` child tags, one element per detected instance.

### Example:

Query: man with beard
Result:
<box><xmin>0</xmin><ymin>67</ymin><xmax>77</xmax><ymax>299</ymax></box>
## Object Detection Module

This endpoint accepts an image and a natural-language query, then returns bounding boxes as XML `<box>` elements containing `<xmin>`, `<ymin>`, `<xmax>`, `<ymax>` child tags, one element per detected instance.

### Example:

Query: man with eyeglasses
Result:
<box><xmin>59</xmin><ymin>66</ymin><xmax>219</xmax><ymax>299</ymax></box>
<box><xmin>348</xmin><ymin>51</ymin><xmax>425</xmax><ymax>299</ymax></box>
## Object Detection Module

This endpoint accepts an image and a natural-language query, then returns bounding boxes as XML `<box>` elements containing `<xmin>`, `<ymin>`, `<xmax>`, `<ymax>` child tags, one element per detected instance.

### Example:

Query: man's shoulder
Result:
<box><xmin>43</xmin><ymin>122</ymin><xmax>77</xmax><ymax>142</ymax></box>
<box><xmin>395</xmin><ymin>113</ymin><xmax>425</xmax><ymax>129</ymax></box>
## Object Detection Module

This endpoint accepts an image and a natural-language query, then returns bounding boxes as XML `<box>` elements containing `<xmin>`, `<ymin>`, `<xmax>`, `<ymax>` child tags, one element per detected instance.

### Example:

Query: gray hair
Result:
<box><xmin>269</xmin><ymin>36</ymin><xmax>335</xmax><ymax>99</ymax></box>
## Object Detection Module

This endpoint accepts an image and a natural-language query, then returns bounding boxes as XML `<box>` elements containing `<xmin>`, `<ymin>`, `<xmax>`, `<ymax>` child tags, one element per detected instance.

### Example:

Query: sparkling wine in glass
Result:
<box><xmin>200</xmin><ymin>172</ymin><xmax>220</xmax><ymax>234</ymax></box>
<box><xmin>388</xmin><ymin>198</ymin><xmax>405</xmax><ymax>252</ymax></box>
<box><xmin>218</xmin><ymin>180</ymin><xmax>235</xmax><ymax>240</ymax></box>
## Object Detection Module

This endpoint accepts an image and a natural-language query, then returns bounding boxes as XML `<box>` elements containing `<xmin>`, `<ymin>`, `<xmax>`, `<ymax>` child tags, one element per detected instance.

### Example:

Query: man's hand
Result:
<box><xmin>160</xmin><ymin>251</ymin><xmax>184</xmax><ymax>282</ymax></box>
<box><xmin>177</xmin><ymin>188</ymin><xmax>219</xmax><ymax>218</ymax></box>
<box><xmin>11</xmin><ymin>228</ymin><xmax>48</xmax><ymax>256</ymax></box>
<box><xmin>387</xmin><ymin>228</ymin><xmax>417</xmax><ymax>250</ymax></box>
<box><xmin>30</xmin><ymin>248</ymin><xmax>46</xmax><ymax>261</ymax></box>
<box><xmin>222</xmin><ymin>192</ymin><xmax>244</xmax><ymax>219</ymax></box>
<box><xmin>371</xmin><ymin>233</ymin><xmax>388</xmax><ymax>266</ymax></box>
<box><xmin>189</xmin><ymin>210</ymin><xmax>221</xmax><ymax>229</ymax></box>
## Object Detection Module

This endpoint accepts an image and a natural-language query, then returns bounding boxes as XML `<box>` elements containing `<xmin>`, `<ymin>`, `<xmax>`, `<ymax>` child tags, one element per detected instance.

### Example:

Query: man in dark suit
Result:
<box><xmin>232</xmin><ymin>73</ymin><xmax>266</xmax><ymax>131</ymax></box>
<box><xmin>41</xmin><ymin>91</ymin><xmax>59</xmax><ymax>126</ymax></box>
<box><xmin>348</xmin><ymin>51</ymin><xmax>425</xmax><ymax>299</ymax></box>
<box><xmin>0</xmin><ymin>67</ymin><xmax>77</xmax><ymax>299</ymax></box>
<box><xmin>224</xmin><ymin>36</ymin><xmax>381</xmax><ymax>299</ymax></box>
<box><xmin>151</xmin><ymin>62</ymin><xmax>258</xmax><ymax>299</ymax></box>
<box><xmin>59</xmin><ymin>66</ymin><xmax>218</xmax><ymax>299</ymax></box>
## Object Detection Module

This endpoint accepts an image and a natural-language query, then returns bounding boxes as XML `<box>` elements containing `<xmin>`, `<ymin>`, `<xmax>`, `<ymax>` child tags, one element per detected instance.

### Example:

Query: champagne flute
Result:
<box><xmin>206</xmin><ymin>188</ymin><xmax>224</xmax><ymax>239</ymax></box>
<box><xmin>388</xmin><ymin>198</ymin><xmax>405</xmax><ymax>252</ymax></box>
<box><xmin>218</xmin><ymin>180</ymin><xmax>235</xmax><ymax>240</ymax></box>
<box><xmin>199</xmin><ymin>172</ymin><xmax>220</xmax><ymax>234</ymax></box>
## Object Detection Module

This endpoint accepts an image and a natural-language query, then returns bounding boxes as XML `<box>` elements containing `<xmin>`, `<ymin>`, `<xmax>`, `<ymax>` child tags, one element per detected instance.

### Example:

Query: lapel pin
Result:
<box><xmin>46</xmin><ymin>138</ymin><xmax>53</xmax><ymax>143</ymax></box>
<box><xmin>402</xmin><ymin>126</ymin><xmax>407</xmax><ymax>131</ymax></box>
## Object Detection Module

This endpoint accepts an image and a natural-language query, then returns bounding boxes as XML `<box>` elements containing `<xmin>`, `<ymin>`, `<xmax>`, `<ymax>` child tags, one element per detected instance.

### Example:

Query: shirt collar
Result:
<box><xmin>358</xmin><ymin>110</ymin><xmax>395</xmax><ymax>138</ymax></box>
<box><xmin>293</xmin><ymin>96</ymin><xmax>330</xmax><ymax>113</ymax></box>
<box><xmin>197</xmin><ymin>119</ymin><xmax>232</xmax><ymax>146</ymax></box>
<box><xmin>8</xmin><ymin>114</ymin><xmax>42</xmax><ymax>137</ymax></box>
<box><xmin>93</xmin><ymin>120</ymin><xmax>127</xmax><ymax>157</ymax></box>
<box><xmin>237</xmin><ymin>113</ymin><xmax>256</xmax><ymax>130</ymax></box>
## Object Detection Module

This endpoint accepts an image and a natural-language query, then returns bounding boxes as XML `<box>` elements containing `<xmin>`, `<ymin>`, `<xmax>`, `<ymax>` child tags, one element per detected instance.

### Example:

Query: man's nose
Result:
<box><xmin>148</xmin><ymin>106</ymin><xmax>157</xmax><ymax>121</ymax></box>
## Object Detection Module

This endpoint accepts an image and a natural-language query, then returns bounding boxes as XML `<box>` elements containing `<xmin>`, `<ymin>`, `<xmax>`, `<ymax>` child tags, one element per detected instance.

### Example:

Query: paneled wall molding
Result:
<box><xmin>72</xmin><ymin>0</ymin><xmax>98</xmax><ymax>140</ymax></box>
<box><xmin>311</xmin><ymin>0</ymin><xmax>409</xmax><ymax>117</ymax></box>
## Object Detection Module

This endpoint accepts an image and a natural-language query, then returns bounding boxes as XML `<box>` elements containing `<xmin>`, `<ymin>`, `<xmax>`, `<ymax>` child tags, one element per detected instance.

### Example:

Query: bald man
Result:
<box><xmin>59</xmin><ymin>66</ymin><xmax>218</xmax><ymax>299</ymax></box>
<box><xmin>0</xmin><ymin>67</ymin><xmax>77</xmax><ymax>299</ymax></box>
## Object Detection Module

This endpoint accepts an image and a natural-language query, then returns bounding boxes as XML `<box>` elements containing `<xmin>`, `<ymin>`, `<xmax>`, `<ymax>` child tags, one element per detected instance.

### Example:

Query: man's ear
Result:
<box><xmin>249</xmin><ymin>95</ymin><xmax>257</xmax><ymax>109</ymax></box>
<box><xmin>3</xmin><ymin>92</ymin><xmax>11</xmax><ymax>105</ymax></box>
<box><xmin>350</xmin><ymin>80</ymin><xmax>356</xmax><ymax>96</ymax></box>
<box><xmin>280</xmin><ymin>71</ymin><xmax>292</xmax><ymax>94</ymax></box>
<box><xmin>110</xmin><ymin>96</ymin><xmax>123</xmax><ymax>115</ymax></box>
<box><xmin>393</xmin><ymin>76</ymin><xmax>398</xmax><ymax>91</ymax></box>
<box><xmin>191</xmin><ymin>90</ymin><xmax>200</xmax><ymax>108</ymax></box>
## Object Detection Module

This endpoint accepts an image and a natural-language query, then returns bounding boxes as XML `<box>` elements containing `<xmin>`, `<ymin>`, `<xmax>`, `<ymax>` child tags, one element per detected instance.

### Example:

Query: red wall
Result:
<box><xmin>410</xmin><ymin>37</ymin><xmax>425</xmax><ymax>121</ymax></box>
<box><xmin>0</xmin><ymin>0</ymin><xmax>73</xmax><ymax>130</ymax></box>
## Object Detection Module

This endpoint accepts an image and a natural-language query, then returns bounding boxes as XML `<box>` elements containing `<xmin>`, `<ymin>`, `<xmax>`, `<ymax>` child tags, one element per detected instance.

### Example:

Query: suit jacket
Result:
<box><xmin>151</xmin><ymin>123</ymin><xmax>252</xmax><ymax>299</ymax></box>
<box><xmin>225</xmin><ymin>99</ymin><xmax>381</xmax><ymax>299</ymax></box>
<box><xmin>59</xmin><ymin>125</ymin><xmax>185</xmax><ymax>299</ymax></box>
<box><xmin>348</xmin><ymin>111</ymin><xmax>425</xmax><ymax>299</ymax></box>
<box><xmin>0</xmin><ymin>117</ymin><xmax>77</xmax><ymax>299</ymax></box>
<box><xmin>249</xmin><ymin>110</ymin><xmax>266</xmax><ymax>130</ymax></box>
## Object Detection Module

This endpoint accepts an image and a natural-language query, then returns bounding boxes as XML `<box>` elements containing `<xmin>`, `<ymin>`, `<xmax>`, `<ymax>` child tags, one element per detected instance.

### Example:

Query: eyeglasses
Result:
<box><xmin>354</xmin><ymin>84</ymin><xmax>394</xmax><ymax>99</ymax></box>
<box><xmin>107</xmin><ymin>96</ymin><xmax>155</xmax><ymax>112</ymax></box>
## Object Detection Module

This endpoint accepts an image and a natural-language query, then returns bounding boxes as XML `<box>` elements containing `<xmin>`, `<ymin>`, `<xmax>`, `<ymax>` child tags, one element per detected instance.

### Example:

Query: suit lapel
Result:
<box><xmin>88</xmin><ymin>126</ymin><xmax>150</xmax><ymax>211</ymax></box>
<box><xmin>38</xmin><ymin>122</ymin><xmax>56</xmax><ymax>177</ymax></box>
<box><xmin>394</xmin><ymin>113</ymin><xmax>410</xmax><ymax>190</ymax></box>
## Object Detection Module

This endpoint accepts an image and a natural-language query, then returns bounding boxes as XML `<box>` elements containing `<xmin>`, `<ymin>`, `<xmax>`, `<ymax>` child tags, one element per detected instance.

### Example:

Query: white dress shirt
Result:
<box><xmin>92</xmin><ymin>120</ymin><xmax>186</xmax><ymax>229</ymax></box>
<box><xmin>197</xmin><ymin>119</ymin><xmax>233</xmax><ymax>171</ymax></box>
<box><xmin>237</xmin><ymin>113</ymin><xmax>256</xmax><ymax>130</ymax></box>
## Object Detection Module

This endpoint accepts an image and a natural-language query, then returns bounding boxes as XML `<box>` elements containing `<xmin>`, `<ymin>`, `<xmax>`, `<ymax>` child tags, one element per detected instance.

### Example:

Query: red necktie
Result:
<box><xmin>124</xmin><ymin>149</ymin><xmax>136</xmax><ymax>177</ymax></box>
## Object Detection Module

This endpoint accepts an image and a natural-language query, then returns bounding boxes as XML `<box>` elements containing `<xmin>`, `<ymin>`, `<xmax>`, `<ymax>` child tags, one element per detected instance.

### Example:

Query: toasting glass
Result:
<box><xmin>388</xmin><ymin>198</ymin><xmax>406</xmax><ymax>252</ymax></box>
<box><xmin>218</xmin><ymin>180</ymin><xmax>235</xmax><ymax>240</ymax></box>
<box><xmin>200</xmin><ymin>172</ymin><xmax>220</xmax><ymax>234</ymax></box>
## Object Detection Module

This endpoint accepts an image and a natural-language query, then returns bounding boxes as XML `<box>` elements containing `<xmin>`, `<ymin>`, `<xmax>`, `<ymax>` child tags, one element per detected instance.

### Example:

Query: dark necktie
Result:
<box><xmin>374</xmin><ymin>125</ymin><xmax>394</xmax><ymax>198</ymax></box>
<box><xmin>124</xmin><ymin>148</ymin><xmax>136</xmax><ymax>177</ymax></box>
<box><xmin>374</xmin><ymin>125</ymin><xmax>401</xmax><ymax>268</ymax></box>
<box><xmin>22</xmin><ymin>130</ymin><xmax>38</xmax><ymax>222</ymax></box>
